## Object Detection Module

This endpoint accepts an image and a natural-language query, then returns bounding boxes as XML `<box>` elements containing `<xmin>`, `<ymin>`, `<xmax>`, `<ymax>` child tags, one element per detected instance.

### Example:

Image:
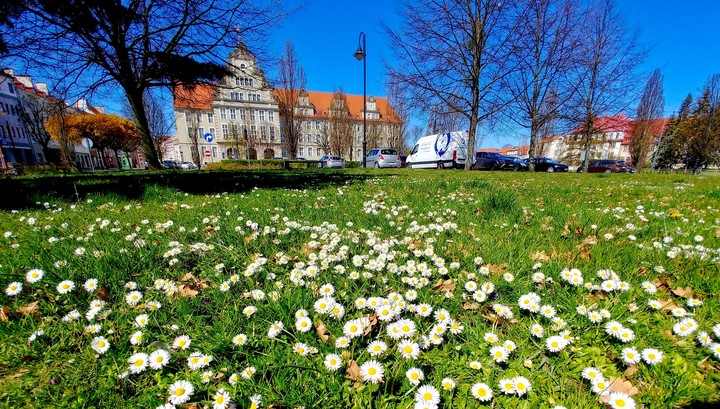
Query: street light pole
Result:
<box><xmin>354</xmin><ymin>32</ymin><xmax>367</xmax><ymax>168</ymax></box>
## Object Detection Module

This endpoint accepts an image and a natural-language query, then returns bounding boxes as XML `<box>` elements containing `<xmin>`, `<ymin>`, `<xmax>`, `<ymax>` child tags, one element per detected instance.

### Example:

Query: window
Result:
<box><xmin>239</xmin><ymin>109</ymin><xmax>246</xmax><ymax>121</ymax></box>
<box><xmin>268</xmin><ymin>111</ymin><xmax>274</xmax><ymax>122</ymax></box>
<box><xmin>299</xmin><ymin>148</ymin><xmax>304</xmax><ymax>156</ymax></box>
<box><xmin>198</xmin><ymin>127</ymin><xmax>204</xmax><ymax>138</ymax></box>
<box><xmin>231</xmin><ymin>92</ymin><xmax>240</xmax><ymax>101</ymax></box>
<box><xmin>196</xmin><ymin>112</ymin><xmax>202</xmax><ymax>122</ymax></box>
<box><xmin>185</xmin><ymin>112</ymin><xmax>190</xmax><ymax>122</ymax></box>
<box><xmin>229</xmin><ymin>108</ymin><xmax>237</xmax><ymax>120</ymax></box>
<box><xmin>259</xmin><ymin>110</ymin><xmax>265</xmax><ymax>121</ymax></box>
<box><xmin>207</xmin><ymin>112</ymin><xmax>214</xmax><ymax>123</ymax></box>
<box><xmin>212</xmin><ymin>146</ymin><xmax>218</xmax><ymax>157</ymax></box>
<box><xmin>239</xmin><ymin>93</ymin><xmax>244</xmax><ymax>101</ymax></box>
<box><xmin>251</xmin><ymin>125</ymin><xmax>257</xmax><ymax>137</ymax></box>
<box><xmin>260</xmin><ymin>126</ymin><xmax>267</xmax><ymax>139</ymax></box>
<box><xmin>308</xmin><ymin>147</ymin><xmax>313</xmax><ymax>157</ymax></box>
<box><xmin>221</xmin><ymin>124</ymin><xmax>228</xmax><ymax>138</ymax></box>
<box><xmin>270</xmin><ymin>127</ymin><xmax>275</xmax><ymax>141</ymax></box>
<box><xmin>220</xmin><ymin>108</ymin><xmax>227</xmax><ymax>119</ymax></box>
<box><xmin>209</xmin><ymin>128</ymin><xmax>215</xmax><ymax>138</ymax></box>
<box><xmin>249</xmin><ymin>109</ymin><xmax>255</xmax><ymax>121</ymax></box>
<box><xmin>7</xmin><ymin>83</ymin><xmax>14</xmax><ymax>94</ymax></box>
<box><xmin>235</xmin><ymin>78</ymin><xmax>240</xmax><ymax>86</ymax></box>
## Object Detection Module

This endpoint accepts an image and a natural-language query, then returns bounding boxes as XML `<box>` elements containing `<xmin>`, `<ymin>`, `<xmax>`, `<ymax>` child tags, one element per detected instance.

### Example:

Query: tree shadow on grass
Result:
<box><xmin>0</xmin><ymin>170</ymin><xmax>378</xmax><ymax>210</ymax></box>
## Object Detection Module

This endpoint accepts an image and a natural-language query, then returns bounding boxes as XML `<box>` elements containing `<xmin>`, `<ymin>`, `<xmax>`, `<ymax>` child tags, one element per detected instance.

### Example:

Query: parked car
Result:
<box><xmin>366</xmin><ymin>148</ymin><xmax>400</xmax><ymax>168</ymax></box>
<box><xmin>406</xmin><ymin>131</ymin><xmax>468</xmax><ymax>169</ymax></box>
<box><xmin>508</xmin><ymin>156</ymin><xmax>529</xmax><ymax>171</ymax></box>
<box><xmin>296</xmin><ymin>157</ymin><xmax>306</xmax><ymax>161</ymax></box>
<box><xmin>529</xmin><ymin>157</ymin><xmax>569</xmax><ymax>172</ymax></box>
<box><xmin>472</xmin><ymin>151</ymin><xmax>516</xmax><ymax>170</ymax></box>
<box><xmin>178</xmin><ymin>161</ymin><xmax>197</xmax><ymax>170</ymax></box>
<box><xmin>617</xmin><ymin>160</ymin><xmax>636</xmax><ymax>173</ymax></box>
<box><xmin>318</xmin><ymin>155</ymin><xmax>345</xmax><ymax>168</ymax></box>
<box><xmin>398</xmin><ymin>155</ymin><xmax>407</xmax><ymax>168</ymax></box>
<box><xmin>161</xmin><ymin>160</ymin><xmax>177</xmax><ymax>169</ymax></box>
<box><xmin>578</xmin><ymin>159</ymin><xmax>629</xmax><ymax>173</ymax></box>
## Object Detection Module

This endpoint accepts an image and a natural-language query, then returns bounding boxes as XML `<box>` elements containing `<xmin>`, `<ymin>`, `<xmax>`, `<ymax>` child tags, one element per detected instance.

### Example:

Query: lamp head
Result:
<box><xmin>353</xmin><ymin>47</ymin><xmax>365</xmax><ymax>61</ymax></box>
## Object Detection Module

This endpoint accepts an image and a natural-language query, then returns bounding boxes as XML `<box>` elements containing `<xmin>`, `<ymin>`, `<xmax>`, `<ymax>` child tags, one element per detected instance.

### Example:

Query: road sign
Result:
<box><xmin>203</xmin><ymin>133</ymin><xmax>214</xmax><ymax>143</ymax></box>
<box><xmin>81</xmin><ymin>137</ymin><xmax>93</xmax><ymax>149</ymax></box>
<box><xmin>204</xmin><ymin>149</ymin><xmax>212</xmax><ymax>157</ymax></box>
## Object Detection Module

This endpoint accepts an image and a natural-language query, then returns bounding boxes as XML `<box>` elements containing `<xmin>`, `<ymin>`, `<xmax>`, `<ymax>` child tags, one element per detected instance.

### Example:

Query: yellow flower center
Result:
<box><xmin>423</xmin><ymin>392</ymin><xmax>432</xmax><ymax>401</ymax></box>
<box><xmin>216</xmin><ymin>396</ymin><xmax>224</xmax><ymax>404</ymax></box>
<box><xmin>404</xmin><ymin>346</ymin><xmax>413</xmax><ymax>353</ymax></box>
<box><xmin>134</xmin><ymin>359</ymin><xmax>143</xmax><ymax>367</ymax></box>
<box><xmin>156</xmin><ymin>356</ymin><xmax>163</xmax><ymax>362</ymax></box>
<box><xmin>368</xmin><ymin>368</ymin><xmax>376</xmax><ymax>375</ymax></box>
<box><xmin>478</xmin><ymin>388</ymin><xmax>486</xmax><ymax>397</ymax></box>
<box><xmin>350</xmin><ymin>325</ymin><xmax>358</xmax><ymax>332</ymax></box>
<box><xmin>98</xmin><ymin>341</ymin><xmax>105</xmax><ymax>347</ymax></box>
<box><xmin>551</xmin><ymin>342</ymin><xmax>559</xmax><ymax>348</ymax></box>
<box><xmin>411</xmin><ymin>374</ymin><xmax>419</xmax><ymax>380</ymax></box>
<box><xmin>175</xmin><ymin>388</ymin><xmax>185</xmax><ymax>396</ymax></box>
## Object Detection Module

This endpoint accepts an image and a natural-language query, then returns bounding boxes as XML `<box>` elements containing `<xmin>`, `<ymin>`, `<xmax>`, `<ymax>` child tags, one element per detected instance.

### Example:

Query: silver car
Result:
<box><xmin>366</xmin><ymin>148</ymin><xmax>400</xmax><ymax>168</ymax></box>
<box><xmin>318</xmin><ymin>155</ymin><xmax>345</xmax><ymax>168</ymax></box>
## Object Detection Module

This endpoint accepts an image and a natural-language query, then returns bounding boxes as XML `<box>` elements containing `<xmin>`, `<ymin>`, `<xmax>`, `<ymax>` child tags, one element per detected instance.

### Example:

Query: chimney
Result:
<box><xmin>36</xmin><ymin>83</ymin><xmax>49</xmax><ymax>94</ymax></box>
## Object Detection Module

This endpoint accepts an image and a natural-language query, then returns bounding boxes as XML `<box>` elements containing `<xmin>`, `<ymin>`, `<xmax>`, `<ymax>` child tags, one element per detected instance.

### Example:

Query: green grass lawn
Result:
<box><xmin>1</xmin><ymin>169</ymin><xmax>719</xmax><ymax>409</ymax></box>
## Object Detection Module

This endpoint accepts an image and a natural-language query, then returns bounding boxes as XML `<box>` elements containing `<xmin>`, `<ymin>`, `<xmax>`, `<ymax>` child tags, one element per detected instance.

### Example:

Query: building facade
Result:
<box><xmin>0</xmin><ymin>70</ymin><xmax>38</xmax><ymax>169</ymax></box>
<box><xmin>172</xmin><ymin>44</ymin><xmax>403</xmax><ymax>167</ymax></box>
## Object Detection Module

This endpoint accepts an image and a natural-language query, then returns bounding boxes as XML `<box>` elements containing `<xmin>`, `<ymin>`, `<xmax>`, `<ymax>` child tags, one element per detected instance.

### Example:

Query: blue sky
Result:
<box><xmin>264</xmin><ymin>0</ymin><xmax>720</xmax><ymax>148</ymax></box>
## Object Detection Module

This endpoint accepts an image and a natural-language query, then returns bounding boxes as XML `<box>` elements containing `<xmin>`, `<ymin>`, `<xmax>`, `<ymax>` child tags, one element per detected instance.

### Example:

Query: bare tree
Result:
<box><xmin>385</xmin><ymin>0</ymin><xmax>524</xmax><ymax>170</ymax></box>
<box><xmin>276</xmin><ymin>41</ymin><xmax>306</xmax><ymax>159</ymax></box>
<box><xmin>316</xmin><ymin>122</ymin><xmax>332</xmax><ymax>155</ymax></box>
<box><xmin>506</xmin><ymin>0</ymin><xmax>580</xmax><ymax>170</ymax></box>
<box><xmin>16</xmin><ymin>88</ymin><xmax>58</xmax><ymax>162</ymax></box>
<box><xmin>631</xmin><ymin>68</ymin><xmax>664</xmax><ymax>170</ymax></box>
<box><xmin>568</xmin><ymin>0</ymin><xmax>644</xmax><ymax>170</ymax></box>
<box><xmin>328</xmin><ymin>89</ymin><xmax>353</xmax><ymax>156</ymax></box>
<box><xmin>7</xmin><ymin>0</ymin><xmax>292</xmax><ymax>168</ymax></box>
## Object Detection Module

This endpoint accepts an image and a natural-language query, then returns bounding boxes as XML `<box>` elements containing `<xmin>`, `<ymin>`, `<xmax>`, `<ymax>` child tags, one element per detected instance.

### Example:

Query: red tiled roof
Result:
<box><xmin>623</xmin><ymin>118</ymin><xmax>670</xmax><ymax>145</ymax></box>
<box><xmin>173</xmin><ymin>84</ymin><xmax>214</xmax><ymax>110</ymax></box>
<box><xmin>571</xmin><ymin>114</ymin><xmax>632</xmax><ymax>135</ymax></box>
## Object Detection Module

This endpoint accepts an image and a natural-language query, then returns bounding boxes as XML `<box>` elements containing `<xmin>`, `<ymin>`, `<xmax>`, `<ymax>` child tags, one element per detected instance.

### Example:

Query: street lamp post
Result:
<box><xmin>353</xmin><ymin>32</ymin><xmax>367</xmax><ymax>168</ymax></box>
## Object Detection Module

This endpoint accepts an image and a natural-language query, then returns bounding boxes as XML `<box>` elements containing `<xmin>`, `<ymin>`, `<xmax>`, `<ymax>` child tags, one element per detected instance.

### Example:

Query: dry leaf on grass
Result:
<box><xmin>579</xmin><ymin>247</ymin><xmax>592</xmax><ymax>260</ymax></box>
<box><xmin>0</xmin><ymin>306</ymin><xmax>9</xmax><ymax>322</ymax></box>
<box><xmin>462</xmin><ymin>302</ymin><xmax>479</xmax><ymax>311</ymax></box>
<box><xmin>315</xmin><ymin>320</ymin><xmax>330</xmax><ymax>344</ymax></box>
<box><xmin>482</xmin><ymin>313</ymin><xmax>518</xmax><ymax>325</ymax></box>
<box><xmin>9</xmin><ymin>369</ymin><xmax>29</xmax><ymax>379</ymax></box>
<box><xmin>346</xmin><ymin>360</ymin><xmax>361</xmax><ymax>382</ymax></box>
<box><xmin>488</xmin><ymin>263</ymin><xmax>508</xmax><ymax>275</ymax></box>
<box><xmin>671</xmin><ymin>286</ymin><xmax>693</xmax><ymax>298</ymax></box>
<box><xmin>432</xmin><ymin>279</ymin><xmax>456</xmax><ymax>292</ymax></box>
<box><xmin>597</xmin><ymin>378</ymin><xmax>639</xmax><ymax>405</ymax></box>
<box><xmin>658</xmin><ymin>298</ymin><xmax>680</xmax><ymax>311</ymax></box>
<box><xmin>96</xmin><ymin>286</ymin><xmax>110</xmax><ymax>301</ymax></box>
<box><xmin>582</xmin><ymin>236</ymin><xmax>598</xmax><ymax>246</ymax></box>
<box><xmin>531</xmin><ymin>251</ymin><xmax>550</xmax><ymax>262</ymax></box>
<box><xmin>177</xmin><ymin>285</ymin><xmax>198</xmax><ymax>298</ymax></box>
<box><xmin>17</xmin><ymin>301</ymin><xmax>39</xmax><ymax>316</ymax></box>
<box><xmin>363</xmin><ymin>314</ymin><xmax>378</xmax><ymax>336</ymax></box>
<box><xmin>623</xmin><ymin>365</ymin><xmax>638</xmax><ymax>378</ymax></box>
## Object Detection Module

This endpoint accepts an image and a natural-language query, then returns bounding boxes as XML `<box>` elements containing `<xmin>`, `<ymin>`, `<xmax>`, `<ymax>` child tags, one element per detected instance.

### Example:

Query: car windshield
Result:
<box><xmin>381</xmin><ymin>149</ymin><xmax>398</xmax><ymax>155</ymax></box>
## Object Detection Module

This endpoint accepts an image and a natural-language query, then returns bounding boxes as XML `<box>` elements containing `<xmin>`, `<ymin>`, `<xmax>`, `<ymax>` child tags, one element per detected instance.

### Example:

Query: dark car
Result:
<box><xmin>617</xmin><ymin>160</ymin><xmax>636</xmax><ymax>173</ymax></box>
<box><xmin>578</xmin><ymin>159</ymin><xmax>628</xmax><ymax>173</ymax></box>
<box><xmin>161</xmin><ymin>160</ymin><xmax>177</xmax><ymax>169</ymax></box>
<box><xmin>530</xmin><ymin>157</ymin><xmax>569</xmax><ymax>172</ymax></box>
<box><xmin>473</xmin><ymin>152</ymin><xmax>516</xmax><ymax>170</ymax></box>
<box><xmin>508</xmin><ymin>156</ymin><xmax>529</xmax><ymax>171</ymax></box>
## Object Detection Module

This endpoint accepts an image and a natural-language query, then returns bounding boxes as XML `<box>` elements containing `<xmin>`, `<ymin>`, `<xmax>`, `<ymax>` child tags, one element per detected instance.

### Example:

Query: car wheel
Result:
<box><xmin>437</xmin><ymin>161</ymin><xmax>444</xmax><ymax>169</ymax></box>
<box><xmin>604</xmin><ymin>169</ymin><xmax>611</xmax><ymax>173</ymax></box>
<box><xmin>407</xmin><ymin>163</ymin><xmax>413</xmax><ymax>169</ymax></box>
<box><xmin>374</xmin><ymin>162</ymin><xmax>380</xmax><ymax>169</ymax></box>
<box><xmin>547</xmin><ymin>166</ymin><xmax>555</xmax><ymax>173</ymax></box>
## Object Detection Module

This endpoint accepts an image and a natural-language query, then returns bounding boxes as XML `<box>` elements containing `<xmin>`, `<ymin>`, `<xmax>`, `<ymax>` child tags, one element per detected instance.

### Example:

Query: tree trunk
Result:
<box><xmin>528</xmin><ymin>118</ymin><xmax>539</xmax><ymax>172</ymax></box>
<box><xmin>126</xmin><ymin>87</ymin><xmax>161</xmax><ymax>169</ymax></box>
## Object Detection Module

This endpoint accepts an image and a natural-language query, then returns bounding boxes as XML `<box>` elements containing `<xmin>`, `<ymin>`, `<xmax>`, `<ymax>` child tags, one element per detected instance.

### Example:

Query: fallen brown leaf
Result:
<box><xmin>579</xmin><ymin>247</ymin><xmax>592</xmax><ymax>260</ymax></box>
<box><xmin>561</xmin><ymin>223</ymin><xmax>571</xmax><ymax>238</ymax></box>
<box><xmin>364</xmin><ymin>314</ymin><xmax>378</xmax><ymax>336</ymax></box>
<box><xmin>177</xmin><ymin>285</ymin><xmax>198</xmax><ymax>298</ymax></box>
<box><xmin>531</xmin><ymin>251</ymin><xmax>550</xmax><ymax>262</ymax></box>
<box><xmin>488</xmin><ymin>263</ymin><xmax>508</xmax><ymax>275</ymax></box>
<box><xmin>623</xmin><ymin>365</ymin><xmax>638</xmax><ymax>379</ymax></box>
<box><xmin>0</xmin><ymin>306</ymin><xmax>9</xmax><ymax>322</ymax></box>
<box><xmin>658</xmin><ymin>298</ymin><xmax>680</xmax><ymax>311</ymax></box>
<box><xmin>582</xmin><ymin>236</ymin><xmax>598</xmax><ymax>246</ymax></box>
<box><xmin>482</xmin><ymin>313</ymin><xmax>518</xmax><ymax>325</ymax></box>
<box><xmin>637</xmin><ymin>266</ymin><xmax>649</xmax><ymax>276</ymax></box>
<box><xmin>17</xmin><ymin>301</ymin><xmax>39</xmax><ymax>316</ymax></box>
<box><xmin>346</xmin><ymin>360</ymin><xmax>361</xmax><ymax>382</ymax></box>
<box><xmin>96</xmin><ymin>286</ymin><xmax>110</xmax><ymax>301</ymax></box>
<box><xmin>315</xmin><ymin>320</ymin><xmax>330</xmax><ymax>344</ymax></box>
<box><xmin>715</xmin><ymin>229</ymin><xmax>720</xmax><ymax>238</ymax></box>
<box><xmin>671</xmin><ymin>286</ymin><xmax>693</xmax><ymax>298</ymax></box>
<box><xmin>462</xmin><ymin>302</ymin><xmax>479</xmax><ymax>311</ymax></box>
<box><xmin>432</xmin><ymin>279</ymin><xmax>456</xmax><ymax>292</ymax></box>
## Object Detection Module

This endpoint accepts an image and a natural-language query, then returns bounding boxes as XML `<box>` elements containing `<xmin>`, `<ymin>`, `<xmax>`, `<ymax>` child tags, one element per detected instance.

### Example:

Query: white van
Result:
<box><xmin>406</xmin><ymin>131</ymin><xmax>468</xmax><ymax>169</ymax></box>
